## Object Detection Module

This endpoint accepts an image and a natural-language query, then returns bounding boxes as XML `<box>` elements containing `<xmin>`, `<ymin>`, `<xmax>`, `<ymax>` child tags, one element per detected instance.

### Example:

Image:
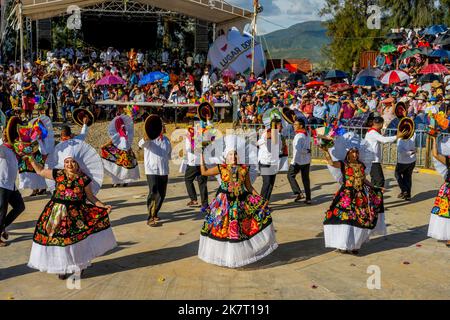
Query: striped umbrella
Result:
<box><xmin>420</xmin><ymin>64</ymin><xmax>450</xmax><ymax>74</ymax></box>
<box><xmin>380</xmin><ymin>70</ymin><xmax>410</xmax><ymax>84</ymax></box>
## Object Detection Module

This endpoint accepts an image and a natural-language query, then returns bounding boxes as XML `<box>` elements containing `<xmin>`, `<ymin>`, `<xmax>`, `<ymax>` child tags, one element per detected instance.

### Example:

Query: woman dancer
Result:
<box><xmin>428</xmin><ymin>135</ymin><xmax>450</xmax><ymax>246</ymax></box>
<box><xmin>27</xmin><ymin>140</ymin><xmax>117</xmax><ymax>279</ymax></box>
<box><xmin>100</xmin><ymin>114</ymin><xmax>140</xmax><ymax>187</ymax></box>
<box><xmin>198</xmin><ymin>144</ymin><xmax>278</xmax><ymax>268</ymax></box>
<box><xmin>322</xmin><ymin>145</ymin><xmax>384</xmax><ymax>254</ymax></box>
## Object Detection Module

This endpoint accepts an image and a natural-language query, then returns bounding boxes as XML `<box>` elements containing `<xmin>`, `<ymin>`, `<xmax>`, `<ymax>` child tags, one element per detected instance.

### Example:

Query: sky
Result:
<box><xmin>225</xmin><ymin>0</ymin><xmax>327</xmax><ymax>34</ymax></box>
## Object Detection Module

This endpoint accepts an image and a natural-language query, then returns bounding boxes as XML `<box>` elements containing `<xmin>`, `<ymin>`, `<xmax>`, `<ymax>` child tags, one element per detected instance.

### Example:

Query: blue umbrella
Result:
<box><xmin>424</xmin><ymin>25</ymin><xmax>448</xmax><ymax>35</ymax></box>
<box><xmin>429</xmin><ymin>49</ymin><xmax>450</xmax><ymax>59</ymax></box>
<box><xmin>325</xmin><ymin>69</ymin><xmax>348</xmax><ymax>79</ymax></box>
<box><xmin>138</xmin><ymin>71</ymin><xmax>169</xmax><ymax>86</ymax></box>
<box><xmin>353</xmin><ymin>76</ymin><xmax>382</xmax><ymax>87</ymax></box>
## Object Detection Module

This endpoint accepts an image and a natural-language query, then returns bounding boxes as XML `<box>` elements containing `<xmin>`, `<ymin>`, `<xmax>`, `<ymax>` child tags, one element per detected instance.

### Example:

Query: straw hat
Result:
<box><xmin>431</xmin><ymin>80</ymin><xmax>443</xmax><ymax>88</ymax></box>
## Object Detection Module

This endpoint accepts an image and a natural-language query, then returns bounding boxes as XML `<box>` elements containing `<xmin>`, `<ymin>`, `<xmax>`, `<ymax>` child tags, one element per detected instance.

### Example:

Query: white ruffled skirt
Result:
<box><xmin>371</xmin><ymin>212</ymin><xmax>387</xmax><ymax>236</ymax></box>
<box><xmin>198</xmin><ymin>224</ymin><xmax>278</xmax><ymax>268</ymax></box>
<box><xmin>28</xmin><ymin>228</ymin><xmax>117</xmax><ymax>274</ymax></box>
<box><xmin>19</xmin><ymin>172</ymin><xmax>47</xmax><ymax>190</ymax></box>
<box><xmin>428</xmin><ymin>214</ymin><xmax>450</xmax><ymax>240</ymax></box>
<box><xmin>102</xmin><ymin>159</ymin><xmax>140</xmax><ymax>184</ymax></box>
<box><xmin>324</xmin><ymin>224</ymin><xmax>372</xmax><ymax>251</ymax></box>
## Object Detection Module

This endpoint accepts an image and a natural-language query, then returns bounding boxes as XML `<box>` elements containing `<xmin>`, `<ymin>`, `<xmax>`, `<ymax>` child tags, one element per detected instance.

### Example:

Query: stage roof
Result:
<box><xmin>22</xmin><ymin>0</ymin><xmax>253</xmax><ymax>29</ymax></box>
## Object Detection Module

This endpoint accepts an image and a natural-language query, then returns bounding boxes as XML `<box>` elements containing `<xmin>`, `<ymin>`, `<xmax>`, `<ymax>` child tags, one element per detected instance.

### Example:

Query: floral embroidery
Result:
<box><xmin>100</xmin><ymin>141</ymin><xmax>138</xmax><ymax>169</ymax></box>
<box><xmin>33</xmin><ymin>169</ymin><xmax>111</xmax><ymax>247</ymax></box>
<box><xmin>201</xmin><ymin>164</ymin><xmax>272</xmax><ymax>241</ymax></box>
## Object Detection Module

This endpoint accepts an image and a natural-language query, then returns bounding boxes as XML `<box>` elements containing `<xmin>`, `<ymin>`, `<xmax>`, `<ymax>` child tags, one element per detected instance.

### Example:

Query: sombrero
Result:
<box><xmin>281</xmin><ymin>107</ymin><xmax>296</xmax><ymax>124</ymax></box>
<box><xmin>144</xmin><ymin>114</ymin><xmax>163</xmax><ymax>140</ymax></box>
<box><xmin>398</xmin><ymin>117</ymin><xmax>414</xmax><ymax>140</ymax></box>
<box><xmin>197</xmin><ymin>102</ymin><xmax>214</xmax><ymax>122</ymax></box>
<box><xmin>72</xmin><ymin>108</ymin><xmax>95</xmax><ymax>127</ymax></box>
<box><xmin>5</xmin><ymin>116</ymin><xmax>22</xmax><ymax>145</ymax></box>
<box><xmin>394</xmin><ymin>101</ymin><xmax>407</xmax><ymax>119</ymax></box>
<box><xmin>328</xmin><ymin>95</ymin><xmax>339</xmax><ymax>102</ymax></box>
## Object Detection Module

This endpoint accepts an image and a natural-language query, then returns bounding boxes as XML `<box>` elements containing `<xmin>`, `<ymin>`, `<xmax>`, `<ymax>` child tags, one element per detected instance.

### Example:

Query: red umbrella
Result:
<box><xmin>420</xmin><ymin>63</ymin><xmax>450</xmax><ymax>74</ymax></box>
<box><xmin>380</xmin><ymin>70</ymin><xmax>410</xmax><ymax>84</ymax></box>
<box><xmin>329</xmin><ymin>82</ymin><xmax>352</xmax><ymax>92</ymax></box>
<box><xmin>305</xmin><ymin>81</ymin><xmax>324</xmax><ymax>88</ymax></box>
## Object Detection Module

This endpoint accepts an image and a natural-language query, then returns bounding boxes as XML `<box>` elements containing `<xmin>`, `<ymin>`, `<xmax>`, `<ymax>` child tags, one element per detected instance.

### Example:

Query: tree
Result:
<box><xmin>320</xmin><ymin>0</ymin><xmax>384</xmax><ymax>71</ymax></box>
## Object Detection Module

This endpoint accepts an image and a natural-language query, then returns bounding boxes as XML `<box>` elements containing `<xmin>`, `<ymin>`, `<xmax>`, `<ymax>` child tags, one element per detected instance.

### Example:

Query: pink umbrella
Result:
<box><xmin>420</xmin><ymin>63</ymin><xmax>450</xmax><ymax>74</ymax></box>
<box><xmin>380</xmin><ymin>70</ymin><xmax>410</xmax><ymax>84</ymax></box>
<box><xmin>96</xmin><ymin>75</ymin><xmax>127</xmax><ymax>86</ymax></box>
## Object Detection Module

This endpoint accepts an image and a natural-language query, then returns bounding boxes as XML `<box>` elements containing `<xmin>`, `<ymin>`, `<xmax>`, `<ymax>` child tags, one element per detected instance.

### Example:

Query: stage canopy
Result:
<box><xmin>21</xmin><ymin>0</ymin><xmax>252</xmax><ymax>31</ymax></box>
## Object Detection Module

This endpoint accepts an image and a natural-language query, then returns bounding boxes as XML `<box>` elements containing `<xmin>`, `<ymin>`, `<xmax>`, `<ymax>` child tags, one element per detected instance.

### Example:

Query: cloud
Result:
<box><xmin>226</xmin><ymin>0</ymin><xmax>327</xmax><ymax>33</ymax></box>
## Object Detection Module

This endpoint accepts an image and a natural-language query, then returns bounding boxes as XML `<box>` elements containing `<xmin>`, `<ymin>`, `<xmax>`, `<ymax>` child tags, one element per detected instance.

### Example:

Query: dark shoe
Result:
<box><xmin>37</xmin><ymin>189</ymin><xmax>47</xmax><ymax>195</ymax></box>
<box><xmin>336</xmin><ymin>249</ymin><xmax>348</xmax><ymax>254</ymax></box>
<box><xmin>446</xmin><ymin>241</ymin><xmax>450</xmax><ymax>247</ymax></box>
<box><xmin>304</xmin><ymin>200</ymin><xmax>312</xmax><ymax>205</ymax></box>
<box><xmin>397</xmin><ymin>192</ymin><xmax>406</xmax><ymax>199</ymax></box>
<box><xmin>404</xmin><ymin>194</ymin><xmax>411</xmax><ymax>201</ymax></box>
<box><xmin>1</xmin><ymin>231</ymin><xmax>9</xmax><ymax>240</ymax></box>
<box><xmin>350</xmin><ymin>250</ymin><xmax>359</xmax><ymax>255</ymax></box>
<box><xmin>294</xmin><ymin>193</ymin><xmax>305</xmax><ymax>202</ymax></box>
<box><xmin>30</xmin><ymin>190</ymin><xmax>39</xmax><ymax>197</ymax></box>
<box><xmin>58</xmin><ymin>274</ymin><xmax>70</xmax><ymax>280</ymax></box>
<box><xmin>187</xmin><ymin>200</ymin><xmax>199</xmax><ymax>207</ymax></box>
<box><xmin>122</xmin><ymin>183</ymin><xmax>128</xmax><ymax>187</ymax></box>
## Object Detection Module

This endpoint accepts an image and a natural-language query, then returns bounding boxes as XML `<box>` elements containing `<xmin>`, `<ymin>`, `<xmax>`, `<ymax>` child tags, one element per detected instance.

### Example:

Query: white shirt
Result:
<box><xmin>397</xmin><ymin>134</ymin><xmax>416</xmax><ymax>164</ymax></box>
<box><xmin>139</xmin><ymin>136</ymin><xmax>172</xmax><ymax>175</ymax></box>
<box><xmin>185</xmin><ymin>135</ymin><xmax>200</xmax><ymax>166</ymax></box>
<box><xmin>291</xmin><ymin>131</ymin><xmax>311</xmax><ymax>165</ymax></box>
<box><xmin>75</xmin><ymin>124</ymin><xmax>88</xmax><ymax>141</ymax></box>
<box><xmin>0</xmin><ymin>144</ymin><xmax>18</xmax><ymax>191</ymax></box>
<box><xmin>258</xmin><ymin>130</ymin><xmax>281</xmax><ymax>165</ymax></box>
<box><xmin>365</xmin><ymin>129</ymin><xmax>397</xmax><ymax>163</ymax></box>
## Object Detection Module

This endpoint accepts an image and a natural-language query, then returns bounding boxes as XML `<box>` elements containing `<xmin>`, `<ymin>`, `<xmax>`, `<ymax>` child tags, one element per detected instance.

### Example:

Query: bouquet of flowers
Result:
<box><xmin>426</xmin><ymin>111</ymin><xmax>449</xmax><ymax>136</ymax></box>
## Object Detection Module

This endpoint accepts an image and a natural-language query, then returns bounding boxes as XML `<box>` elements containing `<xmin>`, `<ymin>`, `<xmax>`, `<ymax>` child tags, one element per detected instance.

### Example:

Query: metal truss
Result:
<box><xmin>79</xmin><ymin>1</ymin><xmax>177</xmax><ymax>18</ymax></box>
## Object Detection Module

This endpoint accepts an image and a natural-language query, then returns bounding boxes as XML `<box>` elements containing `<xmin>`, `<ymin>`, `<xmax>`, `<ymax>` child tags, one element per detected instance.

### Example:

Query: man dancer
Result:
<box><xmin>139</xmin><ymin>124</ymin><xmax>172</xmax><ymax>227</ymax></box>
<box><xmin>365</xmin><ymin>116</ymin><xmax>404</xmax><ymax>188</ymax></box>
<box><xmin>258</xmin><ymin>118</ymin><xmax>282</xmax><ymax>201</ymax></box>
<box><xmin>287</xmin><ymin>118</ymin><xmax>312</xmax><ymax>204</ymax></box>
<box><xmin>60</xmin><ymin>117</ymin><xmax>89</xmax><ymax>142</ymax></box>
<box><xmin>184</xmin><ymin>119</ymin><xmax>209</xmax><ymax>209</ymax></box>
<box><xmin>395</xmin><ymin>133</ymin><xmax>416</xmax><ymax>201</ymax></box>
<box><xmin>0</xmin><ymin>131</ymin><xmax>26</xmax><ymax>247</ymax></box>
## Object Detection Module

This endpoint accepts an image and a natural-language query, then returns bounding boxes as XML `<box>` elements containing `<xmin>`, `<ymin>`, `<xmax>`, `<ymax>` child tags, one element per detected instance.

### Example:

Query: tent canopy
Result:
<box><xmin>22</xmin><ymin>0</ymin><xmax>252</xmax><ymax>30</ymax></box>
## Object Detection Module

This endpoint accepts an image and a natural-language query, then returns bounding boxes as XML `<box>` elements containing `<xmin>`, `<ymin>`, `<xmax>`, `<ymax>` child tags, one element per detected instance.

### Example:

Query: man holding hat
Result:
<box><xmin>287</xmin><ymin>118</ymin><xmax>312</xmax><ymax>204</ymax></box>
<box><xmin>365</xmin><ymin>116</ymin><xmax>405</xmax><ymax>188</ymax></box>
<box><xmin>395</xmin><ymin>131</ymin><xmax>416</xmax><ymax>201</ymax></box>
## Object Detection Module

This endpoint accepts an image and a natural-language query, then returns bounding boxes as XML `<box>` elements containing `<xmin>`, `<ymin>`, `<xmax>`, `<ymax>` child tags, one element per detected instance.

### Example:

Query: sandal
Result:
<box><xmin>187</xmin><ymin>200</ymin><xmax>199</xmax><ymax>207</ymax></box>
<box><xmin>0</xmin><ymin>240</ymin><xmax>8</xmax><ymax>247</ymax></box>
<box><xmin>294</xmin><ymin>193</ymin><xmax>305</xmax><ymax>202</ymax></box>
<box><xmin>446</xmin><ymin>241</ymin><xmax>450</xmax><ymax>247</ymax></box>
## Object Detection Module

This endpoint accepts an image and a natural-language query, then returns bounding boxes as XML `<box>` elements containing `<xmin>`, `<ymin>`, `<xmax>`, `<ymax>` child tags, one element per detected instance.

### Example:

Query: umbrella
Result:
<box><xmin>380</xmin><ymin>70</ymin><xmax>410</xmax><ymax>84</ymax></box>
<box><xmin>380</xmin><ymin>44</ymin><xmax>397</xmax><ymax>53</ymax></box>
<box><xmin>95</xmin><ymin>75</ymin><xmax>126</xmax><ymax>86</ymax></box>
<box><xmin>429</xmin><ymin>49</ymin><xmax>450</xmax><ymax>59</ymax></box>
<box><xmin>424</xmin><ymin>25</ymin><xmax>448</xmax><ymax>35</ymax></box>
<box><xmin>325</xmin><ymin>70</ymin><xmax>348</xmax><ymax>79</ymax></box>
<box><xmin>305</xmin><ymin>80</ymin><xmax>324</xmax><ymax>88</ymax></box>
<box><xmin>286</xmin><ymin>72</ymin><xmax>308</xmax><ymax>83</ymax></box>
<box><xmin>434</xmin><ymin>32</ymin><xmax>450</xmax><ymax>46</ymax></box>
<box><xmin>353</xmin><ymin>76</ymin><xmax>382</xmax><ymax>87</ymax></box>
<box><xmin>420</xmin><ymin>63</ymin><xmax>450</xmax><ymax>74</ymax></box>
<box><xmin>329</xmin><ymin>82</ymin><xmax>352</xmax><ymax>92</ymax></box>
<box><xmin>419</xmin><ymin>47</ymin><xmax>434</xmax><ymax>56</ymax></box>
<box><xmin>399</xmin><ymin>48</ymin><xmax>422</xmax><ymax>60</ymax></box>
<box><xmin>222</xmin><ymin>69</ymin><xmax>235</xmax><ymax>78</ymax></box>
<box><xmin>268</xmin><ymin>68</ymin><xmax>290</xmax><ymax>80</ymax></box>
<box><xmin>418</xmin><ymin>73</ymin><xmax>443</xmax><ymax>83</ymax></box>
<box><xmin>138</xmin><ymin>71</ymin><xmax>169</xmax><ymax>86</ymax></box>
<box><xmin>355</xmin><ymin>66</ymin><xmax>383</xmax><ymax>79</ymax></box>
<box><xmin>385</xmin><ymin>32</ymin><xmax>404</xmax><ymax>40</ymax></box>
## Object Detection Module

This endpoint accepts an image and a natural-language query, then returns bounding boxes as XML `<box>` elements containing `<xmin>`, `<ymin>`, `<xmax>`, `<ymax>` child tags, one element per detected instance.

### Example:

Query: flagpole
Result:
<box><xmin>18</xmin><ymin>0</ymin><xmax>24</xmax><ymax>77</ymax></box>
<box><xmin>251</xmin><ymin>0</ymin><xmax>258</xmax><ymax>74</ymax></box>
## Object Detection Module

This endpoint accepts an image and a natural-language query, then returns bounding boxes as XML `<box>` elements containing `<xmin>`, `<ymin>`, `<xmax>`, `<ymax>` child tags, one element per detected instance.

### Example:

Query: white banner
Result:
<box><xmin>207</xmin><ymin>27</ymin><xmax>266</xmax><ymax>77</ymax></box>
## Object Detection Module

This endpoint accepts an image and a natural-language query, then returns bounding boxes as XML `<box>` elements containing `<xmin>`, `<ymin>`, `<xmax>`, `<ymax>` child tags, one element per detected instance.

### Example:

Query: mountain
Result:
<box><xmin>258</xmin><ymin>20</ymin><xmax>330</xmax><ymax>63</ymax></box>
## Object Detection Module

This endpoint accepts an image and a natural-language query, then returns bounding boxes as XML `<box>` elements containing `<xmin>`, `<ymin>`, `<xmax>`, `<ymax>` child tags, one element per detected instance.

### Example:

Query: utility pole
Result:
<box><xmin>18</xmin><ymin>0</ymin><xmax>23</xmax><ymax>77</ymax></box>
<box><xmin>251</xmin><ymin>0</ymin><xmax>262</xmax><ymax>74</ymax></box>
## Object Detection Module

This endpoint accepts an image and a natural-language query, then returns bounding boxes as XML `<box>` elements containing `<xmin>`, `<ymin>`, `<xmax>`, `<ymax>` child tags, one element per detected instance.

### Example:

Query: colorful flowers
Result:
<box><xmin>340</xmin><ymin>195</ymin><xmax>351</xmax><ymax>209</ymax></box>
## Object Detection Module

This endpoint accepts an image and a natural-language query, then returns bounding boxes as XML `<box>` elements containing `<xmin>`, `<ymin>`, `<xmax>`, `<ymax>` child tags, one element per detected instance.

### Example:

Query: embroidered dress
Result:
<box><xmin>198</xmin><ymin>164</ymin><xmax>278</xmax><ymax>268</ymax></box>
<box><xmin>100</xmin><ymin>141</ymin><xmax>140</xmax><ymax>184</ymax></box>
<box><xmin>428</xmin><ymin>156</ymin><xmax>450</xmax><ymax>240</ymax></box>
<box><xmin>323</xmin><ymin>160</ymin><xmax>384</xmax><ymax>250</ymax></box>
<box><xmin>28</xmin><ymin>169</ymin><xmax>117</xmax><ymax>274</ymax></box>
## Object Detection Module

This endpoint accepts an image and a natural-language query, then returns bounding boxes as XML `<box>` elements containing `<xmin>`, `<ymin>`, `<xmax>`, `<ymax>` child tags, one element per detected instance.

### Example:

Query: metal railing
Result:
<box><xmin>236</xmin><ymin>123</ymin><xmax>448</xmax><ymax>168</ymax></box>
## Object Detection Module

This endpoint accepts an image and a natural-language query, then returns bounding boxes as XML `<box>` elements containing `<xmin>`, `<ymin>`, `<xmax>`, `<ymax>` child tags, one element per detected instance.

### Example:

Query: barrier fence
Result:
<box><xmin>236</xmin><ymin>123</ymin><xmax>447</xmax><ymax>169</ymax></box>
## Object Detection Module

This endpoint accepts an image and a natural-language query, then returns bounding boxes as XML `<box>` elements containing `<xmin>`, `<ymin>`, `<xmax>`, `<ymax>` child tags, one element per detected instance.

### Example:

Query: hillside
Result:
<box><xmin>259</xmin><ymin>20</ymin><xmax>330</xmax><ymax>63</ymax></box>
